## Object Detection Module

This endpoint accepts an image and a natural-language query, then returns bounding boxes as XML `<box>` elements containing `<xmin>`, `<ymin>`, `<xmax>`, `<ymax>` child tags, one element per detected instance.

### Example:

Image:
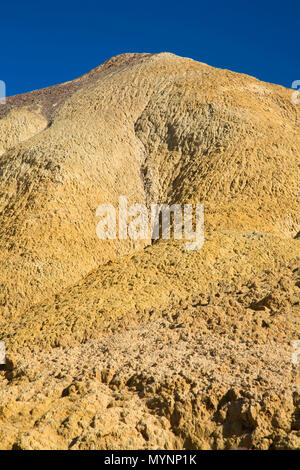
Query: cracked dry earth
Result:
<box><xmin>0</xmin><ymin>52</ymin><xmax>299</xmax><ymax>449</ymax></box>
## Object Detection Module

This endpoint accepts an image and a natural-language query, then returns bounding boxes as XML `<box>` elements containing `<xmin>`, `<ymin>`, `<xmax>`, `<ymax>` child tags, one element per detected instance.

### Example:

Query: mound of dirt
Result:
<box><xmin>0</xmin><ymin>53</ymin><xmax>299</xmax><ymax>450</ymax></box>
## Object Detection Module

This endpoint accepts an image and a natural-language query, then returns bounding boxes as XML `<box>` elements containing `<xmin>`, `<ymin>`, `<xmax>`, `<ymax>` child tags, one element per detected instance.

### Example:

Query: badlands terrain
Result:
<box><xmin>0</xmin><ymin>52</ymin><xmax>299</xmax><ymax>449</ymax></box>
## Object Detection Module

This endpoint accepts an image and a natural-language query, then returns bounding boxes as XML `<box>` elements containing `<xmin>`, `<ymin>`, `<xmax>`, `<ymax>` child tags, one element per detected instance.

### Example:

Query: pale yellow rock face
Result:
<box><xmin>0</xmin><ymin>107</ymin><xmax>48</xmax><ymax>156</ymax></box>
<box><xmin>0</xmin><ymin>53</ymin><xmax>299</xmax><ymax>450</ymax></box>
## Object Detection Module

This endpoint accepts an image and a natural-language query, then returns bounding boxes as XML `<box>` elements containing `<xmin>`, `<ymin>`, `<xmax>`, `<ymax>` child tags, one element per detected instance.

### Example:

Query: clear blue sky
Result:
<box><xmin>0</xmin><ymin>0</ymin><xmax>299</xmax><ymax>96</ymax></box>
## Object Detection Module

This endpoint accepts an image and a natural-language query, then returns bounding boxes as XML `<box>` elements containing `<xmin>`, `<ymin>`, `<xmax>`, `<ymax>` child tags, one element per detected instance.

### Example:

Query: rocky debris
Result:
<box><xmin>0</xmin><ymin>309</ymin><xmax>299</xmax><ymax>450</ymax></box>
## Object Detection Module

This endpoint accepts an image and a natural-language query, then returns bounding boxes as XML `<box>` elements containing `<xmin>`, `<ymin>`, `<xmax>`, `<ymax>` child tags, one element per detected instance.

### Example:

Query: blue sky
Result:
<box><xmin>0</xmin><ymin>0</ymin><xmax>299</xmax><ymax>96</ymax></box>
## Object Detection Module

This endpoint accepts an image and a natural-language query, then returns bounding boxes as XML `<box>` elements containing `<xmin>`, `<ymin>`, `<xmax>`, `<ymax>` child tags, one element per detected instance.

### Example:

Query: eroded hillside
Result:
<box><xmin>0</xmin><ymin>53</ymin><xmax>299</xmax><ymax>450</ymax></box>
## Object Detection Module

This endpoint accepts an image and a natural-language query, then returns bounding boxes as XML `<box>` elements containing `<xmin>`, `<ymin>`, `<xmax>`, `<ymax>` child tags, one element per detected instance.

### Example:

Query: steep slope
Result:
<box><xmin>0</xmin><ymin>52</ymin><xmax>299</xmax><ymax>319</ymax></box>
